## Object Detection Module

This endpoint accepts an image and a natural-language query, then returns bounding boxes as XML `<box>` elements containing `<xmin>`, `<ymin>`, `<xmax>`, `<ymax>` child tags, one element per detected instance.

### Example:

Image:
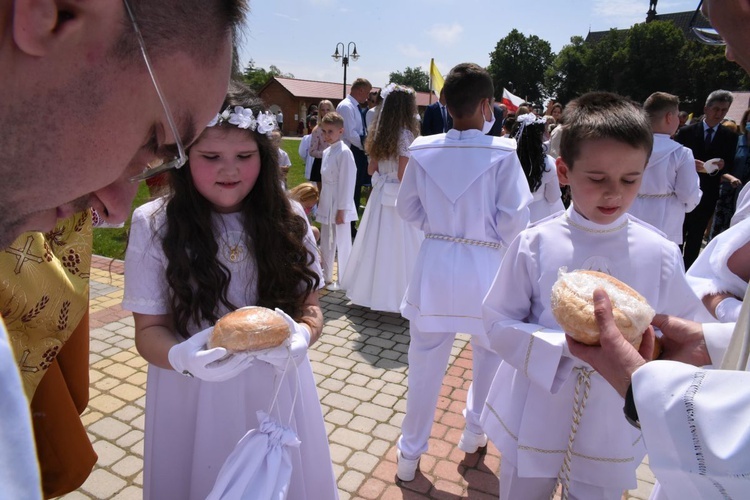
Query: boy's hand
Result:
<box><xmin>335</xmin><ymin>210</ymin><xmax>345</xmax><ymax>225</ymax></box>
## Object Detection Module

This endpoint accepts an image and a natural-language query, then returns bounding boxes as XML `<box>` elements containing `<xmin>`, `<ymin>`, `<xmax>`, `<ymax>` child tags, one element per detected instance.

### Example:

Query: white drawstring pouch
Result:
<box><xmin>206</xmin><ymin>345</ymin><xmax>300</xmax><ymax>500</ymax></box>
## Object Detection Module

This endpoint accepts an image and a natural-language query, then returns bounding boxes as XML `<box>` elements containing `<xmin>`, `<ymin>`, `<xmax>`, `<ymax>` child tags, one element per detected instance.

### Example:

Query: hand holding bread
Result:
<box><xmin>551</xmin><ymin>269</ymin><xmax>655</xmax><ymax>348</ymax></box>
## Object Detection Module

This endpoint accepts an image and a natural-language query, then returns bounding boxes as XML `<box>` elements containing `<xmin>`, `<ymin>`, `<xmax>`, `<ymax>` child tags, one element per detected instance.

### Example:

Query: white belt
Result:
<box><xmin>425</xmin><ymin>233</ymin><xmax>502</xmax><ymax>249</ymax></box>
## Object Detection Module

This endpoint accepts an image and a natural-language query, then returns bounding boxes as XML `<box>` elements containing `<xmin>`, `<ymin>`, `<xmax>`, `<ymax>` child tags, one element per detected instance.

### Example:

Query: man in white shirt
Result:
<box><xmin>336</xmin><ymin>78</ymin><xmax>372</xmax><ymax>236</ymax></box>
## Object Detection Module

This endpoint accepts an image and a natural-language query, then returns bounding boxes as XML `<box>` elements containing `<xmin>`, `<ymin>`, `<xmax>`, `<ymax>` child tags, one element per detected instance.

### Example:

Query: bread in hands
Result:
<box><xmin>551</xmin><ymin>269</ymin><xmax>655</xmax><ymax>347</ymax></box>
<box><xmin>208</xmin><ymin>306</ymin><xmax>290</xmax><ymax>352</ymax></box>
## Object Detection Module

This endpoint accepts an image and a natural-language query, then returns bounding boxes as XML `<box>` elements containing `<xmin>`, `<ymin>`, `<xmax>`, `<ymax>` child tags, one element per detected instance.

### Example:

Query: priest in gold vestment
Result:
<box><xmin>0</xmin><ymin>210</ymin><xmax>97</xmax><ymax>498</ymax></box>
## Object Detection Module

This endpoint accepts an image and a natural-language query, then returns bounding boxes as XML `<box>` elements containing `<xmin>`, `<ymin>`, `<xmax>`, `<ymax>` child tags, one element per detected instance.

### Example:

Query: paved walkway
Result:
<box><xmin>60</xmin><ymin>256</ymin><xmax>656</xmax><ymax>499</ymax></box>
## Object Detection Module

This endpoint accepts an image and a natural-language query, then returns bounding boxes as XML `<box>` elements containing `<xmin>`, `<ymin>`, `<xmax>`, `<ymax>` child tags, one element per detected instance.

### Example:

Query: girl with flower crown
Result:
<box><xmin>512</xmin><ymin>113</ymin><xmax>565</xmax><ymax>222</ymax></box>
<box><xmin>122</xmin><ymin>81</ymin><xmax>338</xmax><ymax>500</ymax></box>
<box><xmin>340</xmin><ymin>83</ymin><xmax>424</xmax><ymax>312</ymax></box>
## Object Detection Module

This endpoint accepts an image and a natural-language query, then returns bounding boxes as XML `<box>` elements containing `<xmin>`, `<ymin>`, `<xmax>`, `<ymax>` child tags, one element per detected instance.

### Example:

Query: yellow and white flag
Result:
<box><xmin>429</xmin><ymin>59</ymin><xmax>444</xmax><ymax>98</ymax></box>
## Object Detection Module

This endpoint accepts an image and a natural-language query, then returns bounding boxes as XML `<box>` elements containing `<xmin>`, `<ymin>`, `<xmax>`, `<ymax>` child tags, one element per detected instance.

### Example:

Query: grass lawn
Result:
<box><xmin>93</xmin><ymin>138</ymin><xmax>309</xmax><ymax>259</ymax></box>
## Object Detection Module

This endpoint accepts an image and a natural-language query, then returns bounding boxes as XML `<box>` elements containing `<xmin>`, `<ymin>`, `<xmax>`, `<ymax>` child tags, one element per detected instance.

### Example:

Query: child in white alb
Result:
<box><xmin>316</xmin><ymin>111</ymin><xmax>358</xmax><ymax>286</ymax></box>
<box><xmin>481</xmin><ymin>92</ymin><xmax>711</xmax><ymax>500</ymax></box>
<box><xmin>628</xmin><ymin>92</ymin><xmax>701</xmax><ymax>245</ymax></box>
<box><xmin>395</xmin><ymin>63</ymin><xmax>532</xmax><ymax>482</ymax></box>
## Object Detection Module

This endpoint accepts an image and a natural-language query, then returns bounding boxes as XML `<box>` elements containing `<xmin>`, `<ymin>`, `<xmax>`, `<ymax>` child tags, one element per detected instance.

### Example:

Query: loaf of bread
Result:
<box><xmin>551</xmin><ymin>270</ymin><xmax>655</xmax><ymax>347</ymax></box>
<box><xmin>208</xmin><ymin>306</ymin><xmax>290</xmax><ymax>352</ymax></box>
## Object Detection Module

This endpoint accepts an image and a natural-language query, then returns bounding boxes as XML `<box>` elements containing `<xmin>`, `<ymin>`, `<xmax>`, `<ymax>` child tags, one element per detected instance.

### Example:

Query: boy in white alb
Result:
<box><xmin>317</xmin><ymin>112</ymin><xmax>358</xmax><ymax>286</ymax></box>
<box><xmin>628</xmin><ymin>92</ymin><xmax>701</xmax><ymax>245</ymax></box>
<box><xmin>395</xmin><ymin>63</ymin><xmax>532</xmax><ymax>481</ymax></box>
<box><xmin>481</xmin><ymin>92</ymin><xmax>712</xmax><ymax>499</ymax></box>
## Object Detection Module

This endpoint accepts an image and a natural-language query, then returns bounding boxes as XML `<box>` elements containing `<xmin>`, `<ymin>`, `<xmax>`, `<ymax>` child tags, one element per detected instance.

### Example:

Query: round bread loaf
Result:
<box><xmin>550</xmin><ymin>270</ymin><xmax>655</xmax><ymax>346</ymax></box>
<box><xmin>208</xmin><ymin>306</ymin><xmax>290</xmax><ymax>352</ymax></box>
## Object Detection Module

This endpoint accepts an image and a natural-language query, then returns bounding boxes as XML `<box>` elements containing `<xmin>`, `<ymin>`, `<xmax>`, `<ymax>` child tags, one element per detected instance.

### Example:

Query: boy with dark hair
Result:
<box><xmin>395</xmin><ymin>62</ymin><xmax>532</xmax><ymax>481</ymax></box>
<box><xmin>629</xmin><ymin>92</ymin><xmax>702</xmax><ymax>245</ymax></box>
<box><xmin>481</xmin><ymin>91</ymin><xmax>710</xmax><ymax>499</ymax></box>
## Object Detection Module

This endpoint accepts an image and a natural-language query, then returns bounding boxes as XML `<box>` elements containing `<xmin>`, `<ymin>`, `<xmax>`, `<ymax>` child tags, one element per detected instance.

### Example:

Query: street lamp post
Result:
<box><xmin>332</xmin><ymin>42</ymin><xmax>359</xmax><ymax>100</ymax></box>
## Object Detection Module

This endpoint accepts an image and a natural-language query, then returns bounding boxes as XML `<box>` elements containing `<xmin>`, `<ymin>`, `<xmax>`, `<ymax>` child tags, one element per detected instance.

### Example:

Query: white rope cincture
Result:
<box><xmin>637</xmin><ymin>192</ymin><xmax>676</xmax><ymax>199</ymax></box>
<box><xmin>425</xmin><ymin>233</ymin><xmax>502</xmax><ymax>250</ymax></box>
<box><xmin>552</xmin><ymin>367</ymin><xmax>594</xmax><ymax>500</ymax></box>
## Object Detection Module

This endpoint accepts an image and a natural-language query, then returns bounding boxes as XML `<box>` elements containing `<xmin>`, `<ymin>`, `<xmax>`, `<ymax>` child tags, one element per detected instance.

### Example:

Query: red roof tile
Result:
<box><xmin>270</xmin><ymin>77</ymin><xmax>435</xmax><ymax>107</ymax></box>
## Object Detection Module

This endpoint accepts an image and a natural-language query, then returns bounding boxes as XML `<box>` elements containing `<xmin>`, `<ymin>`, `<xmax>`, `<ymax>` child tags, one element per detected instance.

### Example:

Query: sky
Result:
<box><xmin>237</xmin><ymin>0</ymin><xmax>699</xmax><ymax>89</ymax></box>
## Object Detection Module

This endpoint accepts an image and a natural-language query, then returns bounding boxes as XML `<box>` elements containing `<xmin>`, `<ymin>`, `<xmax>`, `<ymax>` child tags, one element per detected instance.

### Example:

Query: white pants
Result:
<box><xmin>499</xmin><ymin>460</ymin><xmax>623</xmax><ymax>500</ymax></box>
<box><xmin>397</xmin><ymin>325</ymin><xmax>500</xmax><ymax>459</ymax></box>
<box><xmin>320</xmin><ymin>223</ymin><xmax>352</xmax><ymax>283</ymax></box>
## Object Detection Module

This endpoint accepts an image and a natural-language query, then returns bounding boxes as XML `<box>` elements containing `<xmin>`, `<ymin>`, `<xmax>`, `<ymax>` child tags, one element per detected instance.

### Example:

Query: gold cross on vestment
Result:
<box><xmin>6</xmin><ymin>236</ymin><xmax>44</xmax><ymax>274</ymax></box>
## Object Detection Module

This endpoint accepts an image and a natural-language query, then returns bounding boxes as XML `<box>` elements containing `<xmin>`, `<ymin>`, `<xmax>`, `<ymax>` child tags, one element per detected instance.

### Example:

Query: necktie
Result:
<box><xmin>705</xmin><ymin>127</ymin><xmax>714</xmax><ymax>151</ymax></box>
<box><xmin>441</xmin><ymin>105</ymin><xmax>448</xmax><ymax>132</ymax></box>
<box><xmin>360</xmin><ymin>107</ymin><xmax>368</xmax><ymax>137</ymax></box>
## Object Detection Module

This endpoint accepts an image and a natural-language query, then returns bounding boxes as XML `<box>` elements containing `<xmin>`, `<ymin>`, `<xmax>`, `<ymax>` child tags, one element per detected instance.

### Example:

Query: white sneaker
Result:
<box><xmin>458</xmin><ymin>429</ymin><xmax>488</xmax><ymax>454</ymax></box>
<box><xmin>396</xmin><ymin>450</ymin><xmax>420</xmax><ymax>482</ymax></box>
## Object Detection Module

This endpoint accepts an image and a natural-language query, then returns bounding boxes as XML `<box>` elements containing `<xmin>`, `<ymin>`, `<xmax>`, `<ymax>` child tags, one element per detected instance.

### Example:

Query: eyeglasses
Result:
<box><xmin>123</xmin><ymin>0</ymin><xmax>187</xmax><ymax>182</ymax></box>
<box><xmin>689</xmin><ymin>0</ymin><xmax>725</xmax><ymax>46</ymax></box>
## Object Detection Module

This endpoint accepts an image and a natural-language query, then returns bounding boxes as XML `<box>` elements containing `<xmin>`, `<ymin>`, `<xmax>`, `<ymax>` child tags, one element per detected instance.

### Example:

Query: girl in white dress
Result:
<box><xmin>341</xmin><ymin>83</ymin><xmax>424</xmax><ymax>312</ymax></box>
<box><xmin>513</xmin><ymin>113</ymin><xmax>564</xmax><ymax>222</ymax></box>
<box><xmin>122</xmin><ymin>82</ymin><xmax>338</xmax><ymax>500</ymax></box>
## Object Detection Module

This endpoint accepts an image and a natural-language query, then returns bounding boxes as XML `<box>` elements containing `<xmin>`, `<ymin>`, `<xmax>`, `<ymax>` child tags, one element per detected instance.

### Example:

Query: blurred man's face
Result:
<box><xmin>704</xmin><ymin>0</ymin><xmax>750</xmax><ymax>74</ymax></box>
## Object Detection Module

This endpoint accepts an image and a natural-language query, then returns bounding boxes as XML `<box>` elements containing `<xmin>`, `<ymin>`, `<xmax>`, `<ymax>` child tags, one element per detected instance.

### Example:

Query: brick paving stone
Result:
<box><xmin>320</xmin><ymin>377</ymin><xmax>346</xmax><ymax>392</ymax></box>
<box><xmin>94</xmin><ymin>376</ymin><xmax>119</xmax><ymax>391</ymax></box>
<box><xmin>89</xmin><ymin>394</ymin><xmax>126</xmax><ymax>413</ymax></box>
<box><xmin>80</xmin><ymin>469</ymin><xmax>127</xmax><ymax>498</ymax></box>
<box><xmin>339</xmin><ymin>470</ymin><xmax>367</xmax><ymax>493</ymax></box>
<box><xmin>342</xmin><ymin>384</ymin><xmax>376</xmax><ymax>401</ymax></box>
<box><xmin>330</xmin><ymin>443</ymin><xmax>354</xmax><ymax>463</ymax></box>
<box><xmin>358</xmin><ymin>477</ymin><xmax>387</xmax><ymax>499</ymax></box>
<box><xmin>348</xmin><ymin>451</ymin><xmax>381</xmax><ymax>474</ymax></box>
<box><xmin>89</xmin><ymin>417</ymin><xmax>131</xmax><ymax>440</ymax></box>
<box><xmin>330</xmin><ymin>427</ymin><xmax>373</xmax><ymax>449</ymax></box>
<box><xmin>115</xmin><ymin>430</ymin><xmax>144</xmax><ymax>448</ymax></box>
<box><xmin>348</xmin><ymin>415</ymin><xmax>377</xmax><ymax>433</ymax></box>
<box><xmin>110</xmin><ymin>383</ymin><xmax>145</xmax><ymax>402</ymax></box>
<box><xmin>331</xmin><ymin>368</ymin><xmax>352</xmax><ymax>381</ymax></box>
<box><xmin>372</xmin><ymin>422</ymin><xmax>401</xmax><ymax>441</ymax></box>
<box><xmin>111</xmin><ymin>486</ymin><xmax>142</xmax><ymax>500</ymax></box>
<box><xmin>367</xmin><ymin>439</ymin><xmax>391</xmax><ymax>456</ymax></box>
<box><xmin>111</xmin><ymin>456</ymin><xmax>144</xmax><ymax>478</ymax></box>
<box><xmin>92</xmin><ymin>440</ymin><xmax>126</xmax><ymax>467</ymax></box>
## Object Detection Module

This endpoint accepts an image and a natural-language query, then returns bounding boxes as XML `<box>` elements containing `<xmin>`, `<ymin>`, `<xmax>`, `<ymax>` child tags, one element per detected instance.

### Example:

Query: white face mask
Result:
<box><xmin>482</xmin><ymin>101</ymin><xmax>496</xmax><ymax>134</ymax></box>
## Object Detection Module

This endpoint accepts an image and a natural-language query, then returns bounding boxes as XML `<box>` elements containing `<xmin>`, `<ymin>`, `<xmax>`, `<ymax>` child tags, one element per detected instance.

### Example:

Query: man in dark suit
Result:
<box><xmin>421</xmin><ymin>88</ymin><xmax>453</xmax><ymax>135</ymax></box>
<box><xmin>675</xmin><ymin>89</ymin><xmax>738</xmax><ymax>269</ymax></box>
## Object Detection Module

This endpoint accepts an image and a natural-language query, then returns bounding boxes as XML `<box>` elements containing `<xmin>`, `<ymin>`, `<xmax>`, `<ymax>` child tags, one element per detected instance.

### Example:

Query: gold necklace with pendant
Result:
<box><xmin>220</xmin><ymin>233</ymin><xmax>247</xmax><ymax>263</ymax></box>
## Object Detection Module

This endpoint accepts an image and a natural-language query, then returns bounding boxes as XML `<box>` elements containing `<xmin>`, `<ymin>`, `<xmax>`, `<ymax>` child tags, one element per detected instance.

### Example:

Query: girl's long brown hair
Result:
<box><xmin>163</xmin><ymin>81</ymin><xmax>319</xmax><ymax>338</ymax></box>
<box><xmin>365</xmin><ymin>87</ymin><xmax>419</xmax><ymax>161</ymax></box>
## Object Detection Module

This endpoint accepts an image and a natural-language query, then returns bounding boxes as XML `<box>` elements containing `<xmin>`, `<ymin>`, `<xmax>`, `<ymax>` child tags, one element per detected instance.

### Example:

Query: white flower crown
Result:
<box><xmin>207</xmin><ymin>106</ymin><xmax>278</xmax><ymax>136</ymax></box>
<box><xmin>514</xmin><ymin>113</ymin><xmax>547</xmax><ymax>141</ymax></box>
<box><xmin>379</xmin><ymin>83</ymin><xmax>415</xmax><ymax>101</ymax></box>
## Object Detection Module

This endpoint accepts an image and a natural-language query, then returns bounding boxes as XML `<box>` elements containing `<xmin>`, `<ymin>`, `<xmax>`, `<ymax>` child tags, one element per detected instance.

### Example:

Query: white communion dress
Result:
<box><xmin>123</xmin><ymin>199</ymin><xmax>338</xmax><ymax>500</ymax></box>
<box><xmin>342</xmin><ymin>129</ymin><xmax>424</xmax><ymax>312</ymax></box>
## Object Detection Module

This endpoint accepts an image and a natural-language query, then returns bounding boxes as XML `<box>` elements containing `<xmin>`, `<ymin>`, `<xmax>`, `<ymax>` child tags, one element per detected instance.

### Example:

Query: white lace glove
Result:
<box><xmin>168</xmin><ymin>327</ymin><xmax>253</xmax><ymax>382</ymax></box>
<box><xmin>256</xmin><ymin>308</ymin><xmax>311</xmax><ymax>369</ymax></box>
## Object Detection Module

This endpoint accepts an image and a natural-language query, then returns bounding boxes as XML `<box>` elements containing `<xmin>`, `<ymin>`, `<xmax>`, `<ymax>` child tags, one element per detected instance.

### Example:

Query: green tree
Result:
<box><xmin>586</xmin><ymin>29</ymin><xmax>628</xmax><ymax>95</ymax></box>
<box><xmin>388</xmin><ymin>66</ymin><xmax>430</xmax><ymax>92</ymax></box>
<box><xmin>680</xmin><ymin>41</ymin><xmax>750</xmax><ymax>113</ymax></box>
<box><xmin>241</xmin><ymin>60</ymin><xmax>294</xmax><ymax>92</ymax></box>
<box><xmin>545</xmin><ymin>36</ymin><xmax>592</xmax><ymax>105</ymax></box>
<box><xmin>618</xmin><ymin>21</ymin><xmax>687</xmax><ymax>102</ymax></box>
<box><xmin>488</xmin><ymin>29</ymin><xmax>554</xmax><ymax>104</ymax></box>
